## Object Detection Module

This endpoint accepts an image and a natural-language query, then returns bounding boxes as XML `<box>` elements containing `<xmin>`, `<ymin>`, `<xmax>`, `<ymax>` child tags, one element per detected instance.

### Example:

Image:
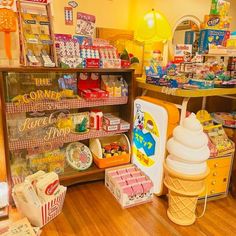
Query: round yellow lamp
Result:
<box><xmin>136</xmin><ymin>9</ymin><xmax>172</xmax><ymax>43</ymax></box>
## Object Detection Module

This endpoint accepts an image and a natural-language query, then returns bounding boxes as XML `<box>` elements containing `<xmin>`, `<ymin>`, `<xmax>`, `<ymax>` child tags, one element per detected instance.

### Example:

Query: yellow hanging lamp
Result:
<box><xmin>136</xmin><ymin>9</ymin><xmax>172</xmax><ymax>43</ymax></box>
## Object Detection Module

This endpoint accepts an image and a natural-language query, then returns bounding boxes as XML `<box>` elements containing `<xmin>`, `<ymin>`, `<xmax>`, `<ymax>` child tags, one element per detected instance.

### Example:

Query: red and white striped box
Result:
<box><xmin>12</xmin><ymin>187</ymin><xmax>66</xmax><ymax>227</ymax></box>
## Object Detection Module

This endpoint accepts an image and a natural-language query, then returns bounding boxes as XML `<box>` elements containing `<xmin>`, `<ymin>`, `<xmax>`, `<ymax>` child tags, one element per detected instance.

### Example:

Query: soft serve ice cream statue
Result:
<box><xmin>166</xmin><ymin>113</ymin><xmax>210</xmax><ymax>175</ymax></box>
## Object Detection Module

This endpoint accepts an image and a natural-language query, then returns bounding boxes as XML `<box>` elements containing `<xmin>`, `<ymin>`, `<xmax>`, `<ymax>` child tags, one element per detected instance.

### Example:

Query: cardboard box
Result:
<box><xmin>119</xmin><ymin>120</ymin><xmax>131</xmax><ymax>131</ymax></box>
<box><xmin>198</xmin><ymin>29</ymin><xmax>230</xmax><ymax>54</ymax></box>
<box><xmin>103</xmin><ymin>124</ymin><xmax>119</xmax><ymax>132</ymax></box>
<box><xmin>203</xmin><ymin>15</ymin><xmax>231</xmax><ymax>31</ymax></box>
<box><xmin>91</xmin><ymin>88</ymin><xmax>109</xmax><ymax>98</ymax></box>
<box><xmin>79</xmin><ymin>89</ymin><xmax>98</xmax><ymax>99</ymax></box>
<box><xmin>103</xmin><ymin>113</ymin><xmax>121</xmax><ymax>125</ymax></box>
<box><xmin>105</xmin><ymin>164</ymin><xmax>153</xmax><ymax>208</ymax></box>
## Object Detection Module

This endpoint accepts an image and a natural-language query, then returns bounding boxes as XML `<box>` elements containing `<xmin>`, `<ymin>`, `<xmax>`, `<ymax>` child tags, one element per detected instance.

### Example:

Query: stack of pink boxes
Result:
<box><xmin>105</xmin><ymin>164</ymin><xmax>153</xmax><ymax>208</ymax></box>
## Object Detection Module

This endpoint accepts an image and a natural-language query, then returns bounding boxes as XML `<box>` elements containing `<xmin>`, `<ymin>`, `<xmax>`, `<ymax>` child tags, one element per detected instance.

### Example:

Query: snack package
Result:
<box><xmin>35</xmin><ymin>172</ymin><xmax>60</xmax><ymax>203</ymax></box>
<box><xmin>13</xmin><ymin>182</ymin><xmax>42</xmax><ymax>207</ymax></box>
<box><xmin>25</xmin><ymin>170</ymin><xmax>46</xmax><ymax>188</ymax></box>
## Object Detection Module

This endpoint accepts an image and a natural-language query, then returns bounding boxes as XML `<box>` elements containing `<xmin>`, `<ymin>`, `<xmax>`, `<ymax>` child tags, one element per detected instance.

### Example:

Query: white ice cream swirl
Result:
<box><xmin>166</xmin><ymin>113</ymin><xmax>210</xmax><ymax>175</ymax></box>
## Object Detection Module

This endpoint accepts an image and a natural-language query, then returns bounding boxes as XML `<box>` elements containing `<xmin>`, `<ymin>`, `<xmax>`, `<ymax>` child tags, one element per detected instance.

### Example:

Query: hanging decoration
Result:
<box><xmin>64</xmin><ymin>6</ymin><xmax>73</xmax><ymax>25</ymax></box>
<box><xmin>68</xmin><ymin>0</ymin><xmax>78</xmax><ymax>8</ymax></box>
<box><xmin>0</xmin><ymin>0</ymin><xmax>17</xmax><ymax>60</ymax></box>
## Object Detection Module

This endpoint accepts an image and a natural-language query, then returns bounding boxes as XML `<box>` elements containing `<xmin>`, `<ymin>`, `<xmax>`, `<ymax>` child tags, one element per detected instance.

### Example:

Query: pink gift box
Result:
<box><xmin>105</xmin><ymin>164</ymin><xmax>153</xmax><ymax>208</ymax></box>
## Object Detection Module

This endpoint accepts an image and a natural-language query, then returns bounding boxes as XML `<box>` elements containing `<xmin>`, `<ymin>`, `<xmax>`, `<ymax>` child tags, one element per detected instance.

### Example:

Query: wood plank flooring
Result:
<box><xmin>1</xmin><ymin>181</ymin><xmax>236</xmax><ymax>236</ymax></box>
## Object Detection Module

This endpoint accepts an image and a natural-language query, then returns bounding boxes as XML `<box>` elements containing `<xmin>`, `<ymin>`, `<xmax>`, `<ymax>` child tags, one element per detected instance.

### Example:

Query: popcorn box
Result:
<box><xmin>12</xmin><ymin>186</ymin><xmax>67</xmax><ymax>228</ymax></box>
<box><xmin>105</xmin><ymin>164</ymin><xmax>153</xmax><ymax>208</ymax></box>
<box><xmin>198</xmin><ymin>29</ymin><xmax>230</xmax><ymax>54</ymax></box>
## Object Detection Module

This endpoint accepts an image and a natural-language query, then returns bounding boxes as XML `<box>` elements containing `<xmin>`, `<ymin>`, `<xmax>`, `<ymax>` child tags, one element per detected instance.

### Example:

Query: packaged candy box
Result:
<box><xmin>105</xmin><ymin>164</ymin><xmax>153</xmax><ymax>208</ymax></box>
<box><xmin>198</xmin><ymin>29</ymin><xmax>230</xmax><ymax>54</ymax></box>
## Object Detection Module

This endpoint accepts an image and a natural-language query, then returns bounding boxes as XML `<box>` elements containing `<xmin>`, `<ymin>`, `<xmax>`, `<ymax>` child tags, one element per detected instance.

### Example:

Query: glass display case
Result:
<box><xmin>0</xmin><ymin>68</ymin><xmax>134</xmax><ymax>187</ymax></box>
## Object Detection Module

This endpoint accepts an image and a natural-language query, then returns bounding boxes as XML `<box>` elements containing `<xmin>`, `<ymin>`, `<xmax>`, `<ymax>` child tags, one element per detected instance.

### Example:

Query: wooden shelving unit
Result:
<box><xmin>0</xmin><ymin>67</ymin><xmax>134</xmax><ymax>187</ymax></box>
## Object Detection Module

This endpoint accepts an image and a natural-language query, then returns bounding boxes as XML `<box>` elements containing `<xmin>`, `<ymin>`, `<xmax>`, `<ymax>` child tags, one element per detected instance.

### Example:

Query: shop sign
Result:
<box><xmin>12</xmin><ymin>90</ymin><xmax>62</xmax><ymax>105</ymax></box>
<box><xmin>18</xmin><ymin>110</ymin><xmax>71</xmax><ymax>142</ymax></box>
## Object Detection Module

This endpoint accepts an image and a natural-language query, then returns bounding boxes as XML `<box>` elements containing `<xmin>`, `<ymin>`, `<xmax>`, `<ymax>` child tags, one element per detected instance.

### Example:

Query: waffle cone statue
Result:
<box><xmin>164</xmin><ymin>113</ymin><xmax>210</xmax><ymax>226</ymax></box>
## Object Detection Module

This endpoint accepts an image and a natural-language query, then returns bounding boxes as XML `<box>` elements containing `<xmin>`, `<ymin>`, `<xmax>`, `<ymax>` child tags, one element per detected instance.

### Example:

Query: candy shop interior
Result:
<box><xmin>1</xmin><ymin>0</ymin><xmax>236</xmax><ymax>235</ymax></box>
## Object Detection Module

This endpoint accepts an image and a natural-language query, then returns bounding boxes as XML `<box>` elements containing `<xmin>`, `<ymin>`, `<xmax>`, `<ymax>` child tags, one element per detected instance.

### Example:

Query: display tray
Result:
<box><xmin>137</xmin><ymin>79</ymin><xmax>236</xmax><ymax>97</ymax></box>
<box><xmin>9</xmin><ymin>129</ymin><xmax>130</xmax><ymax>151</ymax></box>
<box><xmin>6</xmin><ymin>96</ymin><xmax>128</xmax><ymax>114</ymax></box>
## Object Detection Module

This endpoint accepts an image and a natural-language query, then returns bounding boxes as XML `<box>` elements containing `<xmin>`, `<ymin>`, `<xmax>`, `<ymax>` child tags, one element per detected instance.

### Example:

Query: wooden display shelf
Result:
<box><xmin>137</xmin><ymin>79</ymin><xmax>236</xmax><ymax>98</ymax></box>
<box><xmin>0</xmin><ymin>67</ymin><xmax>134</xmax><ymax>73</ymax></box>
<box><xmin>60</xmin><ymin>164</ymin><xmax>105</xmax><ymax>186</ymax></box>
<box><xmin>9</xmin><ymin>129</ymin><xmax>130</xmax><ymax>151</ymax></box>
<box><xmin>6</xmin><ymin>97</ymin><xmax>128</xmax><ymax>114</ymax></box>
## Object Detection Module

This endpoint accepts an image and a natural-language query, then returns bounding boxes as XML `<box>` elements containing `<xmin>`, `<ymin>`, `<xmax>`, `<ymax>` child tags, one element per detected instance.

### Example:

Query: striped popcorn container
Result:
<box><xmin>12</xmin><ymin>187</ymin><xmax>67</xmax><ymax>228</ymax></box>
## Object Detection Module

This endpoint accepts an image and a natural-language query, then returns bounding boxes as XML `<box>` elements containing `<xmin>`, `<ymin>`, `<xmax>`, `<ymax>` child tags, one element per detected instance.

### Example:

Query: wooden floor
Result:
<box><xmin>2</xmin><ymin>181</ymin><xmax>236</xmax><ymax>236</ymax></box>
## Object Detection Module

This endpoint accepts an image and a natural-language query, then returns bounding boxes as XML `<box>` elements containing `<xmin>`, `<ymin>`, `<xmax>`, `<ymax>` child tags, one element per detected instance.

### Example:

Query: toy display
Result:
<box><xmin>17</xmin><ymin>0</ymin><xmax>57</xmax><ymax>67</ymax></box>
<box><xmin>55</xmin><ymin>34</ymin><xmax>83</xmax><ymax>68</ymax></box>
<box><xmin>78</xmin><ymin>72</ymin><xmax>109</xmax><ymax>99</ymax></box>
<box><xmin>211</xmin><ymin>112</ymin><xmax>236</xmax><ymax>128</ymax></box>
<box><xmin>198</xmin><ymin>29</ymin><xmax>230</xmax><ymax>54</ymax></box>
<box><xmin>146</xmin><ymin>55</ymin><xmax>236</xmax><ymax>89</ymax></box>
<box><xmin>58</xmin><ymin>74</ymin><xmax>78</xmax><ymax>96</ymax></box>
<box><xmin>0</xmin><ymin>0</ymin><xmax>17</xmax><ymax>60</ymax></box>
<box><xmin>164</xmin><ymin>114</ymin><xmax>210</xmax><ymax>226</ymax></box>
<box><xmin>101</xmin><ymin>75</ymin><xmax>128</xmax><ymax>97</ymax></box>
<box><xmin>90</xmin><ymin>134</ymin><xmax>130</xmax><ymax>168</ymax></box>
<box><xmin>70</xmin><ymin>112</ymin><xmax>89</xmax><ymax>133</ymax></box>
<box><xmin>196</xmin><ymin>110</ymin><xmax>234</xmax><ymax>156</ymax></box>
<box><xmin>105</xmin><ymin>164</ymin><xmax>153</xmax><ymax>208</ymax></box>
<box><xmin>132</xmin><ymin>97</ymin><xmax>179</xmax><ymax>195</ymax></box>
<box><xmin>66</xmin><ymin>142</ymin><xmax>93</xmax><ymax>171</ymax></box>
<box><xmin>12</xmin><ymin>171</ymin><xmax>67</xmax><ymax>227</ymax></box>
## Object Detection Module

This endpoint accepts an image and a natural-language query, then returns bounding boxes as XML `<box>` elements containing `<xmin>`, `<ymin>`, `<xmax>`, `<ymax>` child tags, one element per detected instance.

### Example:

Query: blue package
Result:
<box><xmin>198</xmin><ymin>29</ymin><xmax>230</xmax><ymax>54</ymax></box>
